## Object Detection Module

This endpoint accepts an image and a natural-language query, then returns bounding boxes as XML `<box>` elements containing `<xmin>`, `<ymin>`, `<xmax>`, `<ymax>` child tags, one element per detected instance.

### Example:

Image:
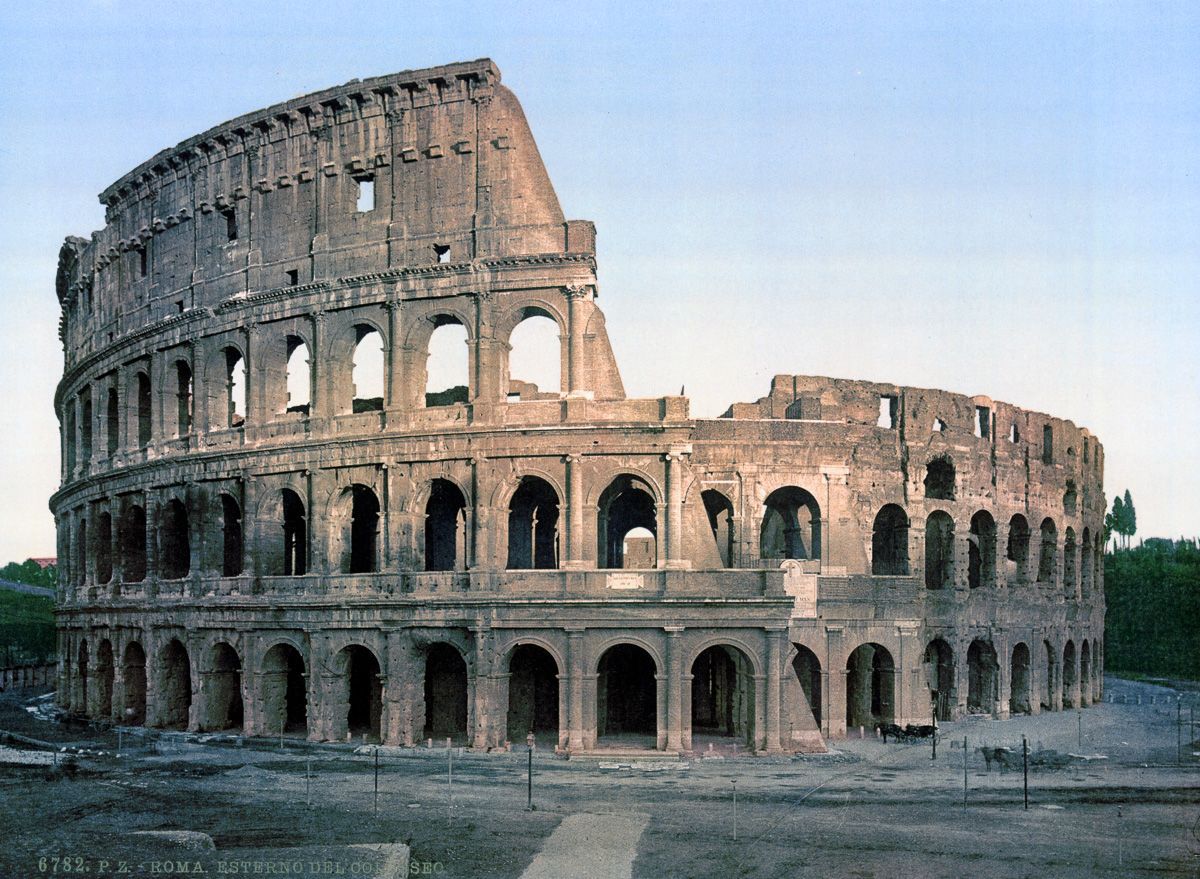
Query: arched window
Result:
<box><xmin>597</xmin><ymin>475</ymin><xmax>657</xmax><ymax>569</ymax></box>
<box><xmin>335</xmin><ymin>485</ymin><xmax>380</xmax><ymax>574</ymax></box>
<box><xmin>136</xmin><ymin>371</ymin><xmax>152</xmax><ymax>448</ymax></box>
<box><xmin>220</xmin><ymin>494</ymin><xmax>243</xmax><ymax>577</ymax></box>
<box><xmin>79</xmin><ymin>390</ymin><xmax>92</xmax><ymax>463</ymax></box>
<box><xmin>871</xmin><ymin>505</ymin><xmax>909</xmax><ymax>575</ymax></box>
<box><xmin>507</xmin><ymin>312</ymin><xmax>561</xmax><ymax>397</ymax></box>
<box><xmin>285</xmin><ymin>337</ymin><xmax>311</xmax><ymax>415</ymax></box>
<box><xmin>1006</xmin><ymin>515</ymin><xmax>1030</xmax><ymax>584</ymax></box>
<box><xmin>1080</xmin><ymin>527</ymin><xmax>1093</xmax><ymax>594</ymax></box>
<box><xmin>924</xmin><ymin>457</ymin><xmax>955</xmax><ymax>500</ymax></box>
<box><xmin>222</xmin><ymin>348</ymin><xmax>245</xmax><ymax>428</ymax></box>
<box><xmin>76</xmin><ymin>518</ymin><xmax>87</xmax><ymax>587</ymax></box>
<box><xmin>760</xmin><ymin>487</ymin><xmax>821</xmax><ymax>562</ymax></box>
<box><xmin>159</xmin><ymin>498</ymin><xmax>190</xmax><ymax>580</ymax></box>
<box><xmin>120</xmin><ymin>504</ymin><xmax>146</xmax><ymax>583</ymax></box>
<box><xmin>924</xmin><ymin>511</ymin><xmax>954</xmax><ymax>589</ymax></box>
<box><xmin>1063</xmin><ymin>480</ymin><xmax>1077</xmax><ymax>516</ymax></box>
<box><xmin>425</xmin><ymin>479</ymin><xmax>467</xmax><ymax>571</ymax></box>
<box><xmin>352</xmin><ymin>326</ymin><xmax>384</xmax><ymax>412</ymax></box>
<box><xmin>507</xmin><ymin>476</ymin><xmax>560</xmax><ymax>569</ymax></box>
<box><xmin>95</xmin><ymin>511</ymin><xmax>112</xmax><ymax>584</ymax></box>
<box><xmin>282</xmin><ymin>489</ymin><xmax>307</xmax><ymax>576</ymax></box>
<box><xmin>702</xmin><ymin>490</ymin><xmax>735</xmax><ymax>568</ymax></box>
<box><xmin>425</xmin><ymin>319</ymin><xmax>469</xmax><ymax>407</ymax></box>
<box><xmin>1037</xmin><ymin>518</ymin><xmax>1057</xmax><ymax>583</ymax></box>
<box><xmin>1063</xmin><ymin>527</ymin><xmax>1078</xmax><ymax>595</ymax></box>
<box><xmin>175</xmin><ymin>360</ymin><xmax>193</xmax><ymax>435</ymax></box>
<box><xmin>106</xmin><ymin>387</ymin><xmax>119</xmax><ymax>455</ymax></box>
<box><xmin>968</xmin><ymin>511</ymin><xmax>996</xmax><ymax>589</ymax></box>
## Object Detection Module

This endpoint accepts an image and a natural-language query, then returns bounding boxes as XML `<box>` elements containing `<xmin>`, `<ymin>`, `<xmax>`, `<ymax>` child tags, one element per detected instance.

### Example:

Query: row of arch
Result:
<box><xmin>64</xmin><ymin>636</ymin><xmax>760</xmax><ymax>750</ymax></box>
<box><xmin>871</xmin><ymin>505</ymin><xmax>1103</xmax><ymax>595</ymax></box>
<box><xmin>63</xmin><ymin>307</ymin><xmax>565</xmax><ymax>474</ymax></box>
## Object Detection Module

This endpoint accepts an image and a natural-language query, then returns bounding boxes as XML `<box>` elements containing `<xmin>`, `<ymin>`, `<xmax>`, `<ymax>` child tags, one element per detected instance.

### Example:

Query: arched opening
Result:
<box><xmin>261</xmin><ymin>643</ymin><xmax>308</xmax><ymax>735</ymax></box>
<box><xmin>352</xmin><ymin>326</ymin><xmax>385</xmax><ymax>412</ymax></box>
<box><xmin>506</xmin><ymin>644</ymin><xmax>560</xmax><ymax>744</ymax></box>
<box><xmin>423</xmin><ymin>643</ymin><xmax>468</xmax><ymax>741</ymax></box>
<box><xmin>871</xmin><ymin>505</ymin><xmax>909</xmax><ymax>575</ymax></box>
<box><xmin>223</xmin><ymin>348</ymin><xmax>246</xmax><ymax>428</ymax></box>
<box><xmin>1037</xmin><ymin>518</ymin><xmax>1057</xmax><ymax>583</ymax></box>
<box><xmin>282</xmin><ymin>489</ymin><xmax>308</xmax><ymax>576</ymax></box>
<box><xmin>507</xmin><ymin>312</ymin><xmax>561</xmax><ymax>396</ymax></box>
<box><xmin>95</xmin><ymin>511</ymin><xmax>113</xmax><ymax>584</ymax></box>
<box><xmin>924</xmin><ymin>639</ymin><xmax>954</xmax><ymax>721</ymax></box>
<box><xmin>597</xmin><ymin>475</ymin><xmax>658</xmax><ymax>569</ymax></box>
<box><xmin>175</xmin><ymin>360</ymin><xmax>193</xmax><ymax>435</ymax></box>
<box><xmin>1080</xmin><ymin>638</ymin><xmax>1092</xmax><ymax>706</ymax></box>
<box><xmin>1063</xmin><ymin>480</ymin><xmax>1077</xmax><ymax>516</ymax></box>
<box><xmin>341</xmin><ymin>645</ymin><xmax>382</xmax><ymax>741</ymax></box>
<box><xmin>846</xmin><ymin>643</ymin><xmax>895</xmax><ymax>730</ymax></box>
<box><xmin>136</xmin><ymin>371</ymin><xmax>151</xmax><ymax>448</ymax></box>
<box><xmin>924</xmin><ymin>511</ymin><xmax>954</xmax><ymax>589</ymax></box>
<box><xmin>122</xmin><ymin>641</ymin><xmax>147</xmax><ymax>725</ymax></box>
<box><xmin>106</xmin><ymin>386</ymin><xmax>119</xmax><ymax>454</ymax></box>
<box><xmin>622</xmin><ymin>528</ymin><xmax>656</xmax><ymax>569</ymax></box>
<box><xmin>1043</xmin><ymin>640</ymin><xmax>1057</xmax><ymax>711</ymax></box>
<box><xmin>691</xmin><ymin>645</ymin><xmax>755</xmax><ymax>750</ymax></box>
<box><xmin>158</xmin><ymin>639</ymin><xmax>192</xmax><ymax>729</ymax></box>
<box><xmin>76</xmin><ymin>518</ymin><xmax>87</xmax><ymax>588</ymax></box>
<box><xmin>506</xmin><ymin>477</ymin><xmax>560</xmax><ymax>569</ymax></box>
<box><xmin>205</xmin><ymin>642</ymin><xmax>243</xmax><ymax>731</ymax></box>
<box><xmin>791</xmin><ymin>645</ymin><xmax>822</xmax><ymax>728</ymax></box>
<box><xmin>425</xmin><ymin>319</ymin><xmax>469</xmax><ymax>407</ymax></box>
<box><xmin>596</xmin><ymin>644</ymin><xmax>657</xmax><ymax>745</ymax></box>
<box><xmin>968</xmin><ymin>511</ymin><xmax>996</xmax><ymax>589</ymax></box>
<box><xmin>1010</xmin><ymin>643</ymin><xmax>1032</xmax><ymax>715</ymax></box>
<box><xmin>159</xmin><ymin>499</ymin><xmax>190</xmax><ymax>580</ymax></box>
<box><xmin>95</xmin><ymin>639</ymin><xmax>114</xmax><ymax>719</ymax></box>
<box><xmin>285</xmin><ymin>337</ymin><xmax>311</xmax><ymax>415</ymax></box>
<box><xmin>967</xmin><ymin>640</ymin><xmax>999</xmax><ymax>714</ymax></box>
<box><xmin>1062</xmin><ymin>640</ymin><xmax>1077</xmax><ymax>708</ymax></box>
<box><xmin>120</xmin><ymin>504</ymin><xmax>147</xmax><ymax>583</ymax></box>
<box><xmin>334</xmin><ymin>484</ymin><xmax>380</xmax><ymax>574</ymax></box>
<box><xmin>1080</xmin><ymin>528</ymin><xmax>1093</xmax><ymax>595</ymax></box>
<box><xmin>924</xmin><ymin>457</ymin><xmax>955</xmax><ymax>500</ymax></box>
<box><xmin>80</xmin><ymin>392</ymin><xmax>92</xmax><ymax>464</ymax></box>
<box><xmin>76</xmin><ymin>640</ymin><xmax>89</xmax><ymax>715</ymax></box>
<box><xmin>760</xmin><ymin>486</ymin><xmax>821</xmax><ymax>562</ymax></box>
<box><xmin>1006</xmin><ymin>515</ymin><xmax>1030</xmax><ymax>585</ymax></box>
<box><xmin>221</xmin><ymin>494</ymin><xmax>243</xmax><ymax>577</ymax></box>
<box><xmin>1063</xmin><ymin>528</ymin><xmax>1077</xmax><ymax>595</ymax></box>
<box><xmin>702</xmin><ymin>489</ymin><xmax>735</xmax><ymax>568</ymax></box>
<box><xmin>425</xmin><ymin>479</ymin><xmax>467</xmax><ymax>572</ymax></box>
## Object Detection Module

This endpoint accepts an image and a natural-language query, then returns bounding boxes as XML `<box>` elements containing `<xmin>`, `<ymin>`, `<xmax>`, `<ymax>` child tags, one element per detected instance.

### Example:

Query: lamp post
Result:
<box><xmin>526</xmin><ymin>731</ymin><xmax>536</xmax><ymax>811</ymax></box>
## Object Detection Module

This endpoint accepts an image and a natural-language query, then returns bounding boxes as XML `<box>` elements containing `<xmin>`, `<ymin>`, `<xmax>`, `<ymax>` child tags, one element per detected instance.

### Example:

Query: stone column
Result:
<box><xmin>565</xmin><ymin>285</ymin><xmax>590</xmax><ymax>395</ymax></box>
<box><xmin>564</xmin><ymin>455</ymin><xmax>586</xmax><ymax>570</ymax></box>
<box><xmin>664</xmin><ymin>627</ymin><xmax>684</xmax><ymax>751</ymax></box>
<box><xmin>244</xmin><ymin>322</ymin><xmax>262</xmax><ymax>427</ymax></box>
<box><xmin>566</xmin><ymin>628</ymin><xmax>585</xmax><ymax>751</ymax></box>
<box><xmin>309</xmin><ymin>312</ymin><xmax>329</xmax><ymax>424</ymax></box>
<box><xmin>471</xmin><ymin>623</ymin><xmax>492</xmax><ymax>749</ymax></box>
<box><xmin>144</xmin><ymin>491</ymin><xmax>160</xmax><ymax>593</ymax></box>
<box><xmin>764</xmin><ymin>627</ymin><xmax>783</xmax><ymax>752</ymax></box>
<box><xmin>241</xmin><ymin>476</ymin><xmax>258</xmax><ymax>579</ymax></box>
<box><xmin>664</xmin><ymin>451</ymin><xmax>689</xmax><ymax>570</ymax></box>
<box><xmin>385</xmin><ymin>301</ymin><xmax>404</xmax><ymax>414</ymax></box>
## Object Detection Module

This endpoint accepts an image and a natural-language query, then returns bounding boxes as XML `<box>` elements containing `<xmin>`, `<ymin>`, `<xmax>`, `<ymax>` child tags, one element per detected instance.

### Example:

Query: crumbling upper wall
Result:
<box><xmin>55</xmin><ymin>59</ymin><xmax>595</xmax><ymax>363</ymax></box>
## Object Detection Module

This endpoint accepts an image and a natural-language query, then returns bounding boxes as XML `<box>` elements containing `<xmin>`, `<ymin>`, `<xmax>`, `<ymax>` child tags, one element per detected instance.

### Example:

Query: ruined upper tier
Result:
<box><xmin>55</xmin><ymin>58</ymin><xmax>595</xmax><ymax>365</ymax></box>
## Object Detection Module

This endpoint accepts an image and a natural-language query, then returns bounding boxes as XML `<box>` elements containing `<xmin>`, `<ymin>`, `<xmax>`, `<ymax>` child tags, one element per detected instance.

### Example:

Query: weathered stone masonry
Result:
<box><xmin>52</xmin><ymin>59</ymin><xmax>1105</xmax><ymax>752</ymax></box>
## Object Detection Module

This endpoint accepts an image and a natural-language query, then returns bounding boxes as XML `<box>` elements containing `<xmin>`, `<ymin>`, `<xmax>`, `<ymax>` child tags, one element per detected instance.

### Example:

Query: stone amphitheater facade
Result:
<box><xmin>51</xmin><ymin>59</ymin><xmax>1105</xmax><ymax>753</ymax></box>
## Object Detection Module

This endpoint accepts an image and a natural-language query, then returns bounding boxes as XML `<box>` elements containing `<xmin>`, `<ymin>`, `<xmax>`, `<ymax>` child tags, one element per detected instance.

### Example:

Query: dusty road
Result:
<box><xmin>2</xmin><ymin>676</ymin><xmax>1197</xmax><ymax>879</ymax></box>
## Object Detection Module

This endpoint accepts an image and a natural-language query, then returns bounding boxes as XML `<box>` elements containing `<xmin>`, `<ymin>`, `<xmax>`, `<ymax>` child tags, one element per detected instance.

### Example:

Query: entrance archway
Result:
<box><xmin>924</xmin><ymin>638</ymin><xmax>954</xmax><ymax>721</ymax></box>
<box><xmin>791</xmin><ymin>645</ymin><xmax>822</xmax><ymax>729</ymax></box>
<box><xmin>596</xmin><ymin>644</ymin><xmax>657</xmax><ymax>745</ymax></box>
<box><xmin>158</xmin><ymin>639</ymin><xmax>192</xmax><ymax>729</ymax></box>
<box><xmin>1063</xmin><ymin>641</ymin><xmax>1077</xmax><ymax>709</ymax></box>
<box><xmin>261</xmin><ymin>643</ymin><xmax>308</xmax><ymax>735</ymax></box>
<box><xmin>506</xmin><ymin>644</ymin><xmax>560</xmax><ymax>744</ymax></box>
<box><xmin>846</xmin><ymin>643</ymin><xmax>894</xmax><ymax>730</ymax></box>
<box><xmin>95</xmin><ymin>640</ymin><xmax>115</xmax><ymax>720</ymax></box>
<box><xmin>341</xmin><ymin>645</ymin><xmax>382</xmax><ymax>741</ymax></box>
<box><xmin>1010</xmin><ymin>643</ymin><xmax>1032</xmax><ymax>715</ymax></box>
<box><xmin>206</xmin><ymin>642</ymin><xmax>243</xmax><ymax>731</ymax></box>
<box><xmin>691</xmin><ymin>645</ymin><xmax>755</xmax><ymax>750</ymax></box>
<box><xmin>967</xmin><ymin>640</ymin><xmax>999</xmax><ymax>714</ymax></box>
<box><xmin>424</xmin><ymin>644</ymin><xmax>468</xmax><ymax>741</ymax></box>
<box><xmin>122</xmin><ymin>642</ymin><xmax>147</xmax><ymax>725</ymax></box>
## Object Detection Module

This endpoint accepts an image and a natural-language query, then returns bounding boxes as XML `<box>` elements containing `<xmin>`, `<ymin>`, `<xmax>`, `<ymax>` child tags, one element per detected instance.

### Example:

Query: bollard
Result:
<box><xmin>732</xmin><ymin>778</ymin><xmax>738</xmax><ymax>841</ymax></box>
<box><xmin>859</xmin><ymin>725</ymin><xmax>864</xmax><ymax>739</ymax></box>
<box><xmin>427</xmin><ymin>738</ymin><xmax>432</xmax><ymax>749</ymax></box>
<box><xmin>962</xmin><ymin>736</ymin><xmax>968</xmax><ymax>811</ymax></box>
<box><xmin>1022</xmin><ymin>736</ymin><xmax>1029</xmax><ymax>810</ymax></box>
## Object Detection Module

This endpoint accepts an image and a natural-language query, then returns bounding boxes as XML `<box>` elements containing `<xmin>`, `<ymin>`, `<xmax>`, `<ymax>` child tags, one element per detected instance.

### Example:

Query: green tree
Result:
<box><xmin>1108</xmin><ymin>495</ymin><xmax>1125</xmax><ymax>551</ymax></box>
<box><xmin>1122</xmin><ymin>489</ymin><xmax>1137</xmax><ymax>547</ymax></box>
<box><xmin>0</xmin><ymin>559</ymin><xmax>56</xmax><ymax>589</ymax></box>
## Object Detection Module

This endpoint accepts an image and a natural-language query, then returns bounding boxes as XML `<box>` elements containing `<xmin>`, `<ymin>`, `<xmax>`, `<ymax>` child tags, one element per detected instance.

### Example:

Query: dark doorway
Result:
<box><xmin>506</xmin><ymin>644</ymin><xmax>560</xmax><ymax>742</ymax></box>
<box><xmin>424</xmin><ymin>643</ymin><xmax>468</xmax><ymax>740</ymax></box>
<box><xmin>596</xmin><ymin>644</ymin><xmax>657</xmax><ymax>742</ymax></box>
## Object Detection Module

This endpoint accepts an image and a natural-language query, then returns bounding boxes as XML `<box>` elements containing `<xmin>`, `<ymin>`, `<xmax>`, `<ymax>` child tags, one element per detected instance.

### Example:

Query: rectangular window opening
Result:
<box><xmin>356</xmin><ymin>177</ymin><xmax>375</xmax><ymax>212</ymax></box>
<box><xmin>1042</xmin><ymin>425</ymin><xmax>1054</xmax><ymax>464</ymax></box>
<box><xmin>434</xmin><ymin>243</ymin><xmax>451</xmax><ymax>264</ymax></box>
<box><xmin>974</xmin><ymin>406</ymin><xmax>991</xmax><ymax>439</ymax></box>
<box><xmin>286</xmin><ymin>269</ymin><xmax>299</xmax><ymax>287</ymax></box>
<box><xmin>222</xmin><ymin>208</ymin><xmax>238</xmax><ymax>242</ymax></box>
<box><xmin>138</xmin><ymin>247</ymin><xmax>148</xmax><ymax>278</ymax></box>
<box><xmin>877</xmin><ymin>395</ymin><xmax>897</xmax><ymax>429</ymax></box>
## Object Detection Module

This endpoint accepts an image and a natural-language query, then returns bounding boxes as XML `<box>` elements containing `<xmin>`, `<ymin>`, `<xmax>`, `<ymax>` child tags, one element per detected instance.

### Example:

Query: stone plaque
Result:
<box><xmin>606</xmin><ymin>572</ymin><xmax>644</xmax><ymax>591</ymax></box>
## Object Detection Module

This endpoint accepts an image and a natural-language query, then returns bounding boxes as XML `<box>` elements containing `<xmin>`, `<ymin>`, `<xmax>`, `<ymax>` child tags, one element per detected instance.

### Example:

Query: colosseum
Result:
<box><xmin>51</xmin><ymin>59</ymin><xmax>1105</xmax><ymax>754</ymax></box>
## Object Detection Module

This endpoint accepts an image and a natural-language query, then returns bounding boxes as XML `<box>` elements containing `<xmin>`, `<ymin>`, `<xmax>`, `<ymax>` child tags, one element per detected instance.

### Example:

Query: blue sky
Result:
<box><xmin>0</xmin><ymin>1</ymin><xmax>1196</xmax><ymax>559</ymax></box>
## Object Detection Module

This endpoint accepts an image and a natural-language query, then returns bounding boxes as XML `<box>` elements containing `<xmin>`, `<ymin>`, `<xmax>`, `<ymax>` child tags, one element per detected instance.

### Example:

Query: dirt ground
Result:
<box><xmin>2</xmin><ymin>676</ymin><xmax>1198</xmax><ymax>879</ymax></box>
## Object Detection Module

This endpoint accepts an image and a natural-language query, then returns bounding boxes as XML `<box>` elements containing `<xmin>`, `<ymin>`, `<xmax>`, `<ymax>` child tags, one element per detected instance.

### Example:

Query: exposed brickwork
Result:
<box><xmin>52</xmin><ymin>60</ymin><xmax>1104</xmax><ymax>753</ymax></box>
